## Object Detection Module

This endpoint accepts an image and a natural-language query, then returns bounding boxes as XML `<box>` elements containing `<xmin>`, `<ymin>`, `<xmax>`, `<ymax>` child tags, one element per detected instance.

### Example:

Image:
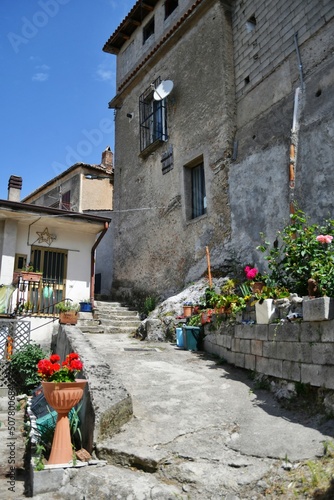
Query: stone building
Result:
<box><xmin>104</xmin><ymin>0</ymin><xmax>334</xmax><ymax>300</ymax></box>
<box><xmin>23</xmin><ymin>147</ymin><xmax>114</xmax><ymax>295</ymax></box>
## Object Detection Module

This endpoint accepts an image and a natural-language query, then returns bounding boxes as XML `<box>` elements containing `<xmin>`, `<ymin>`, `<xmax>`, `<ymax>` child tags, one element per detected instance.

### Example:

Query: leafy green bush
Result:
<box><xmin>258</xmin><ymin>208</ymin><xmax>334</xmax><ymax>296</ymax></box>
<box><xmin>9</xmin><ymin>343</ymin><xmax>48</xmax><ymax>394</ymax></box>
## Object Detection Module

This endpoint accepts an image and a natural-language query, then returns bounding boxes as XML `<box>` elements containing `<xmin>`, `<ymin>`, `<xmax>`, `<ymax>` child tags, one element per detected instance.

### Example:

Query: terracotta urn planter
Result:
<box><xmin>42</xmin><ymin>380</ymin><xmax>87</xmax><ymax>465</ymax></box>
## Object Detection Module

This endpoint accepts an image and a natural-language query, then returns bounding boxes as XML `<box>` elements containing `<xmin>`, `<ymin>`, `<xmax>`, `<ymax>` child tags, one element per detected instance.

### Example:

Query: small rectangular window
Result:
<box><xmin>191</xmin><ymin>163</ymin><xmax>207</xmax><ymax>218</ymax></box>
<box><xmin>61</xmin><ymin>190</ymin><xmax>71</xmax><ymax>210</ymax></box>
<box><xmin>165</xmin><ymin>0</ymin><xmax>178</xmax><ymax>19</ymax></box>
<box><xmin>143</xmin><ymin>17</ymin><xmax>154</xmax><ymax>44</ymax></box>
<box><xmin>184</xmin><ymin>160</ymin><xmax>207</xmax><ymax>220</ymax></box>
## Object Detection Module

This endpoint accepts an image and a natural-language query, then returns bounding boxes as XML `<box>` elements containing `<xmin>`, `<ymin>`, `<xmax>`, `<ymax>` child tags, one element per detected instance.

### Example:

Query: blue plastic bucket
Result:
<box><xmin>176</xmin><ymin>327</ymin><xmax>184</xmax><ymax>348</ymax></box>
<box><xmin>183</xmin><ymin>326</ymin><xmax>200</xmax><ymax>351</ymax></box>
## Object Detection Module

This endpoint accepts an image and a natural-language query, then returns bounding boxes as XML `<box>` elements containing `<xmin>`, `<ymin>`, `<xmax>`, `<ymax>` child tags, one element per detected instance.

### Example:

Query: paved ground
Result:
<box><xmin>3</xmin><ymin>332</ymin><xmax>334</xmax><ymax>499</ymax></box>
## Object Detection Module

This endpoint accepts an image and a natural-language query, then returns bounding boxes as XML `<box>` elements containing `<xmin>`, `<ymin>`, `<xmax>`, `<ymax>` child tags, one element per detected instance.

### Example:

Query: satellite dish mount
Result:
<box><xmin>153</xmin><ymin>80</ymin><xmax>174</xmax><ymax>101</ymax></box>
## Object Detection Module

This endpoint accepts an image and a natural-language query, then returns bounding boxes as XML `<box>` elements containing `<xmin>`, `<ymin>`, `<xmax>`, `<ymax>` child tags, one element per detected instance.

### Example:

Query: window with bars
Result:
<box><xmin>139</xmin><ymin>78</ymin><xmax>168</xmax><ymax>153</ymax></box>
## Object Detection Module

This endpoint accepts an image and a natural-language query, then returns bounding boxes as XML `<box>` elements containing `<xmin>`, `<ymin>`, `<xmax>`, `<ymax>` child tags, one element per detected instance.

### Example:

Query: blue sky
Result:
<box><xmin>0</xmin><ymin>0</ymin><xmax>135</xmax><ymax>199</ymax></box>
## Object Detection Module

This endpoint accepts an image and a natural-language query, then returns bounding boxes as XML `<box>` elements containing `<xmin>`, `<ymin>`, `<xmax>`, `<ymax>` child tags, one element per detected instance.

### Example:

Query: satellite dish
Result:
<box><xmin>153</xmin><ymin>80</ymin><xmax>174</xmax><ymax>101</ymax></box>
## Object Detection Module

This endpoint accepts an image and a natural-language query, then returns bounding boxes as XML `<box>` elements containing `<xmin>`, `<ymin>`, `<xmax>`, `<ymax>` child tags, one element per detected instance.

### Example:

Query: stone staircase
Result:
<box><xmin>77</xmin><ymin>301</ymin><xmax>141</xmax><ymax>335</ymax></box>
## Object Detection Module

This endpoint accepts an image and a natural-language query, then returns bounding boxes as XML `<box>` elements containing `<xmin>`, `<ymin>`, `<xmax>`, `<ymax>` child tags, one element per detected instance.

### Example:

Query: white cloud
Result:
<box><xmin>32</xmin><ymin>72</ymin><xmax>49</xmax><ymax>82</ymax></box>
<box><xmin>32</xmin><ymin>63</ymin><xmax>50</xmax><ymax>82</ymax></box>
<box><xmin>95</xmin><ymin>63</ymin><xmax>114</xmax><ymax>82</ymax></box>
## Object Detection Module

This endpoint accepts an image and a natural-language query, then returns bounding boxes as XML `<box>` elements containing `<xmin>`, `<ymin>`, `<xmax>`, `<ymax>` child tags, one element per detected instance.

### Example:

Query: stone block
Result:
<box><xmin>239</xmin><ymin>339</ymin><xmax>251</xmax><ymax>354</ymax></box>
<box><xmin>300</xmin><ymin>322</ymin><xmax>322</xmax><ymax>342</ymax></box>
<box><xmin>282</xmin><ymin>360</ymin><xmax>301</xmax><ymax>381</ymax></box>
<box><xmin>303</xmin><ymin>297</ymin><xmax>334</xmax><ymax>322</ymax></box>
<box><xmin>244</xmin><ymin>354</ymin><xmax>256</xmax><ymax>371</ymax></box>
<box><xmin>234</xmin><ymin>324</ymin><xmax>253</xmax><ymax>339</ymax></box>
<box><xmin>251</xmin><ymin>339</ymin><xmax>263</xmax><ymax>356</ymax></box>
<box><xmin>320</xmin><ymin>321</ymin><xmax>334</xmax><ymax>342</ymax></box>
<box><xmin>300</xmin><ymin>363</ymin><xmax>334</xmax><ymax>390</ymax></box>
<box><xmin>232</xmin><ymin>338</ymin><xmax>240</xmax><ymax>352</ymax></box>
<box><xmin>262</xmin><ymin>341</ymin><xmax>277</xmax><ymax>358</ymax></box>
<box><xmin>256</xmin><ymin>357</ymin><xmax>282</xmax><ymax>378</ymax></box>
<box><xmin>268</xmin><ymin>322</ymin><xmax>300</xmax><ymax>342</ymax></box>
<box><xmin>33</xmin><ymin>469</ymin><xmax>68</xmax><ymax>495</ymax></box>
<box><xmin>311</xmin><ymin>343</ymin><xmax>334</xmax><ymax>365</ymax></box>
<box><xmin>234</xmin><ymin>352</ymin><xmax>245</xmax><ymax>368</ymax></box>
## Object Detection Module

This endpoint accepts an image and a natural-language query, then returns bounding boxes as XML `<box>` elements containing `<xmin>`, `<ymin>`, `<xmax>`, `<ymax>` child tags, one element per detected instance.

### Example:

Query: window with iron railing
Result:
<box><xmin>139</xmin><ymin>77</ymin><xmax>168</xmax><ymax>153</ymax></box>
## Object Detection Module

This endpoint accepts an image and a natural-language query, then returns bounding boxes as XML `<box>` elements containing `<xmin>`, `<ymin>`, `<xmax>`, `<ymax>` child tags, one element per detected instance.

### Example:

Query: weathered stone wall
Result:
<box><xmin>109</xmin><ymin>0</ymin><xmax>334</xmax><ymax>300</ymax></box>
<box><xmin>112</xmin><ymin>0</ymin><xmax>235</xmax><ymax>300</ymax></box>
<box><xmin>203</xmin><ymin>320</ymin><xmax>334</xmax><ymax>390</ymax></box>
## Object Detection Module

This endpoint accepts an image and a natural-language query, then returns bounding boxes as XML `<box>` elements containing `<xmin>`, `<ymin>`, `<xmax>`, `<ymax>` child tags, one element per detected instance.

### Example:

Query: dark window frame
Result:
<box><xmin>143</xmin><ymin>16</ymin><xmax>154</xmax><ymax>44</ymax></box>
<box><xmin>139</xmin><ymin>77</ymin><xmax>168</xmax><ymax>154</ymax></box>
<box><xmin>164</xmin><ymin>0</ymin><xmax>178</xmax><ymax>19</ymax></box>
<box><xmin>184</xmin><ymin>159</ymin><xmax>207</xmax><ymax>220</ymax></box>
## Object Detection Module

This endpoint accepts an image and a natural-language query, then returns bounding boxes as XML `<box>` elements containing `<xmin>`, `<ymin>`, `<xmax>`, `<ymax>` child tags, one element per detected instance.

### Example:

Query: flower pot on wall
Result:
<box><xmin>303</xmin><ymin>296</ymin><xmax>334</xmax><ymax>321</ymax></box>
<box><xmin>79</xmin><ymin>302</ymin><xmax>92</xmax><ymax>313</ymax></box>
<box><xmin>59</xmin><ymin>311</ymin><xmax>78</xmax><ymax>325</ymax></box>
<box><xmin>255</xmin><ymin>299</ymin><xmax>277</xmax><ymax>324</ymax></box>
<box><xmin>21</xmin><ymin>271</ymin><xmax>43</xmax><ymax>282</ymax></box>
<box><xmin>42</xmin><ymin>380</ymin><xmax>87</xmax><ymax>464</ymax></box>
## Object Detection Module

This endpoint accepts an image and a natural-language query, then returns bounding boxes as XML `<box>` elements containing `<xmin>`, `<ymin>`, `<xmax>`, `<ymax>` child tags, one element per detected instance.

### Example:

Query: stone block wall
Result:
<box><xmin>203</xmin><ymin>320</ymin><xmax>334</xmax><ymax>390</ymax></box>
<box><xmin>232</xmin><ymin>0</ymin><xmax>334</xmax><ymax>99</ymax></box>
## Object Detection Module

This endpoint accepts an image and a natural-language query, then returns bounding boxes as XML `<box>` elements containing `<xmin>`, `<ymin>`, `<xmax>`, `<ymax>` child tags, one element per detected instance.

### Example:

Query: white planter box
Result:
<box><xmin>303</xmin><ymin>296</ymin><xmax>334</xmax><ymax>321</ymax></box>
<box><xmin>255</xmin><ymin>299</ymin><xmax>277</xmax><ymax>324</ymax></box>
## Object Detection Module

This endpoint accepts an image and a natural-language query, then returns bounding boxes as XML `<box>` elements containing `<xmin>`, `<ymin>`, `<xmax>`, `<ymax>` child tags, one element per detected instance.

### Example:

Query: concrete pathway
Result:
<box><xmin>32</xmin><ymin>332</ymin><xmax>334</xmax><ymax>499</ymax></box>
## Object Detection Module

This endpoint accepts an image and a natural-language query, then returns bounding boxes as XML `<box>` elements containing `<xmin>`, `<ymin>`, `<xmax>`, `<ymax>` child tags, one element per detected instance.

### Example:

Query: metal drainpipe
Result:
<box><xmin>90</xmin><ymin>222</ymin><xmax>109</xmax><ymax>307</ymax></box>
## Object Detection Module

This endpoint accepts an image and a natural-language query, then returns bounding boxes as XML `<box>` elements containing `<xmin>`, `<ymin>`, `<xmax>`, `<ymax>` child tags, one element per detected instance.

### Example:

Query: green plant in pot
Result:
<box><xmin>258</xmin><ymin>207</ymin><xmax>334</xmax><ymax>297</ymax></box>
<box><xmin>56</xmin><ymin>300</ymin><xmax>79</xmax><ymax>325</ymax></box>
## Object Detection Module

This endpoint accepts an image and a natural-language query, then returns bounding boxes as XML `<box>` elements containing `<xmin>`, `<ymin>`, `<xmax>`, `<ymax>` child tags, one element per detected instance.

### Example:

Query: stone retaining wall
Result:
<box><xmin>203</xmin><ymin>320</ymin><xmax>334</xmax><ymax>390</ymax></box>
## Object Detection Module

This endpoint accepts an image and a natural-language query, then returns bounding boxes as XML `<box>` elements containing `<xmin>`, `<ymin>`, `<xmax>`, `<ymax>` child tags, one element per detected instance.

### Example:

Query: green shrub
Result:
<box><xmin>9</xmin><ymin>343</ymin><xmax>48</xmax><ymax>394</ymax></box>
<box><xmin>258</xmin><ymin>208</ymin><xmax>334</xmax><ymax>296</ymax></box>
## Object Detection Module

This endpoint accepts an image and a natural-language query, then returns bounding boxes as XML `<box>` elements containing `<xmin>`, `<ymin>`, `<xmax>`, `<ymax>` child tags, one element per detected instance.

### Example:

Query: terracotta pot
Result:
<box><xmin>251</xmin><ymin>282</ymin><xmax>265</xmax><ymax>294</ymax></box>
<box><xmin>20</xmin><ymin>271</ymin><xmax>43</xmax><ymax>282</ymax></box>
<box><xmin>183</xmin><ymin>305</ymin><xmax>193</xmax><ymax>317</ymax></box>
<box><xmin>59</xmin><ymin>311</ymin><xmax>78</xmax><ymax>325</ymax></box>
<box><xmin>42</xmin><ymin>380</ymin><xmax>87</xmax><ymax>465</ymax></box>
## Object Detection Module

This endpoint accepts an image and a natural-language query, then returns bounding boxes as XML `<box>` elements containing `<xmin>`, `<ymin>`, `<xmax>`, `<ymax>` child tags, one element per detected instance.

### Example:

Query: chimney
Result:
<box><xmin>8</xmin><ymin>175</ymin><xmax>22</xmax><ymax>202</ymax></box>
<box><xmin>101</xmin><ymin>146</ymin><xmax>113</xmax><ymax>173</ymax></box>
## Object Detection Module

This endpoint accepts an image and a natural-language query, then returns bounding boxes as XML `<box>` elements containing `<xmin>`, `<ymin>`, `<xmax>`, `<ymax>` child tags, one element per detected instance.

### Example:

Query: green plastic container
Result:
<box><xmin>183</xmin><ymin>326</ymin><xmax>200</xmax><ymax>351</ymax></box>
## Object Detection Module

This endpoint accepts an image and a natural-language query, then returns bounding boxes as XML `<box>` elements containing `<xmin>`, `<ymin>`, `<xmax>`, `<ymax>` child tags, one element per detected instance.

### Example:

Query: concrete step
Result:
<box><xmin>79</xmin><ymin>325</ymin><xmax>106</xmax><ymax>334</ymax></box>
<box><xmin>104</xmin><ymin>325</ymin><xmax>140</xmax><ymax>334</ymax></box>
<box><xmin>96</xmin><ymin>309</ymin><xmax>139</xmax><ymax>318</ymax></box>
<box><xmin>97</xmin><ymin>318</ymin><xmax>141</xmax><ymax>328</ymax></box>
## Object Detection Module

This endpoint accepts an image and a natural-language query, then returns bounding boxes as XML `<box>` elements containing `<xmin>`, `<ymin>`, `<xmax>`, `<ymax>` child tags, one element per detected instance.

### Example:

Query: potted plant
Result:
<box><xmin>183</xmin><ymin>301</ymin><xmax>193</xmax><ymax>317</ymax></box>
<box><xmin>21</xmin><ymin>265</ymin><xmax>43</xmax><ymax>282</ymax></box>
<box><xmin>37</xmin><ymin>352</ymin><xmax>86</xmax><ymax>465</ymax></box>
<box><xmin>56</xmin><ymin>300</ymin><xmax>79</xmax><ymax>325</ymax></box>
<box><xmin>79</xmin><ymin>300</ymin><xmax>92</xmax><ymax>313</ymax></box>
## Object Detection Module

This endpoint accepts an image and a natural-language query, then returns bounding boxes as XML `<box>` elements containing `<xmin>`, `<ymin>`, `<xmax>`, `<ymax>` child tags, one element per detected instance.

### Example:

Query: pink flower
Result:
<box><xmin>316</xmin><ymin>234</ymin><xmax>333</xmax><ymax>244</ymax></box>
<box><xmin>244</xmin><ymin>266</ymin><xmax>258</xmax><ymax>280</ymax></box>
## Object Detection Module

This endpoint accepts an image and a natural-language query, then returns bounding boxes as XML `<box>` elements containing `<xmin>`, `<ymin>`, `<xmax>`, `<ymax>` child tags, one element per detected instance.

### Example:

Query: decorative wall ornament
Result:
<box><xmin>36</xmin><ymin>227</ymin><xmax>57</xmax><ymax>246</ymax></box>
